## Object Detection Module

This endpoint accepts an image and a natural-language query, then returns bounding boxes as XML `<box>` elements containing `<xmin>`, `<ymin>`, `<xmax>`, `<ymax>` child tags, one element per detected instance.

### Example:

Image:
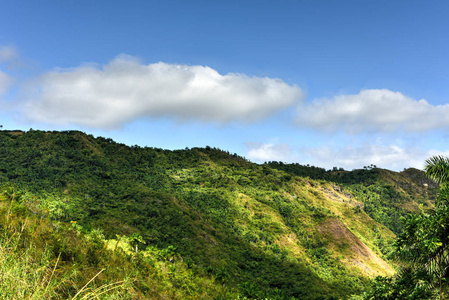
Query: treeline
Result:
<box><xmin>266</xmin><ymin>161</ymin><xmax>379</xmax><ymax>184</ymax></box>
<box><xmin>0</xmin><ymin>130</ymin><xmax>356</xmax><ymax>299</ymax></box>
<box><xmin>266</xmin><ymin>161</ymin><xmax>437</xmax><ymax>235</ymax></box>
<box><xmin>0</xmin><ymin>130</ymin><xmax>437</xmax><ymax>299</ymax></box>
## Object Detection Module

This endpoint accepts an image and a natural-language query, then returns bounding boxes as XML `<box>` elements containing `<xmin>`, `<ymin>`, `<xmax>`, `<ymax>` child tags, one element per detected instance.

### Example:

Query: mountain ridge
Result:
<box><xmin>0</xmin><ymin>129</ymin><xmax>438</xmax><ymax>299</ymax></box>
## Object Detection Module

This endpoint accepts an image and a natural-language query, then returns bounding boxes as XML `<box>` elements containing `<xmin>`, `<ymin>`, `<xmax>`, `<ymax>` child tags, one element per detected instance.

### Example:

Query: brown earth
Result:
<box><xmin>318</xmin><ymin>217</ymin><xmax>394</xmax><ymax>277</ymax></box>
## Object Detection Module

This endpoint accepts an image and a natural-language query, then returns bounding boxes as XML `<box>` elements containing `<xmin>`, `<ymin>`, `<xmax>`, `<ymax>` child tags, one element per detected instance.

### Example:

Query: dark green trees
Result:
<box><xmin>393</xmin><ymin>206</ymin><xmax>449</xmax><ymax>299</ymax></box>
<box><xmin>363</xmin><ymin>155</ymin><xmax>449</xmax><ymax>299</ymax></box>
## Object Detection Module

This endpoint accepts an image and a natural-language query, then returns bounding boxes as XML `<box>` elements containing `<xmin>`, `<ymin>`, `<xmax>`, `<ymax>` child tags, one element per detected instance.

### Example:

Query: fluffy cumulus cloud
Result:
<box><xmin>23</xmin><ymin>55</ymin><xmax>303</xmax><ymax>129</ymax></box>
<box><xmin>246</xmin><ymin>143</ymin><xmax>293</xmax><ymax>162</ymax></box>
<box><xmin>296</xmin><ymin>89</ymin><xmax>449</xmax><ymax>133</ymax></box>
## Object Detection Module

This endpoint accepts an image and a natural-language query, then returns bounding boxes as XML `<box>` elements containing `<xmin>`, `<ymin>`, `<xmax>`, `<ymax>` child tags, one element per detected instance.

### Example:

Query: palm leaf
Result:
<box><xmin>425</xmin><ymin>155</ymin><xmax>449</xmax><ymax>187</ymax></box>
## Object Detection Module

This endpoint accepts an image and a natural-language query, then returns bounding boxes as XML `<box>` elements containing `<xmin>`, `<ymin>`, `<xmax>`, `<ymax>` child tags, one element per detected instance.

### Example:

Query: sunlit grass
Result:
<box><xmin>0</xmin><ymin>232</ymin><xmax>60</xmax><ymax>299</ymax></box>
<box><xmin>0</xmin><ymin>189</ymin><xmax>233</xmax><ymax>299</ymax></box>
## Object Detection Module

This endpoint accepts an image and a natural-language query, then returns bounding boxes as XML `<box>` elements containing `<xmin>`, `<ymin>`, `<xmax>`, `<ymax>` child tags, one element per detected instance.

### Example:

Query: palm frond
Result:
<box><xmin>424</xmin><ymin>155</ymin><xmax>449</xmax><ymax>186</ymax></box>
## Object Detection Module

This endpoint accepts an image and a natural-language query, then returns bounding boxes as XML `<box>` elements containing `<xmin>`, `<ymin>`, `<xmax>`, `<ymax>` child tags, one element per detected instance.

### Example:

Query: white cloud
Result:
<box><xmin>298</xmin><ymin>144</ymin><xmax>449</xmax><ymax>171</ymax></box>
<box><xmin>296</xmin><ymin>89</ymin><xmax>449</xmax><ymax>133</ymax></box>
<box><xmin>0</xmin><ymin>70</ymin><xmax>13</xmax><ymax>96</ymax></box>
<box><xmin>246</xmin><ymin>142</ymin><xmax>292</xmax><ymax>162</ymax></box>
<box><xmin>246</xmin><ymin>141</ymin><xmax>449</xmax><ymax>171</ymax></box>
<box><xmin>0</xmin><ymin>45</ymin><xmax>18</xmax><ymax>63</ymax></box>
<box><xmin>0</xmin><ymin>46</ymin><xmax>17</xmax><ymax>97</ymax></box>
<box><xmin>23</xmin><ymin>55</ymin><xmax>303</xmax><ymax>129</ymax></box>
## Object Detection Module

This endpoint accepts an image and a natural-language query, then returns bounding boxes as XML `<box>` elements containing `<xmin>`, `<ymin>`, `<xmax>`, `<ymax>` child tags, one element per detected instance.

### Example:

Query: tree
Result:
<box><xmin>361</xmin><ymin>156</ymin><xmax>449</xmax><ymax>300</ymax></box>
<box><xmin>360</xmin><ymin>268</ymin><xmax>431</xmax><ymax>300</ymax></box>
<box><xmin>395</xmin><ymin>156</ymin><xmax>449</xmax><ymax>299</ymax></box>
<box><xmin>425</xmin><ymin>155</ymin><xmax>449</xmax><ymax>190</ymax></box>
<box><xmin>129</xmin><ymin>233</ymin><xmax>145</xmax><ymax>253</ymax></box>
<box><xmin>420</xmin><ymin>155</ymin><xmax>449</xmax><ymax>299</ymax></box>
<box><xmin>393</xmin><ymin>206</ymin><xmax>449</xmax><ymax>299</ymax></box>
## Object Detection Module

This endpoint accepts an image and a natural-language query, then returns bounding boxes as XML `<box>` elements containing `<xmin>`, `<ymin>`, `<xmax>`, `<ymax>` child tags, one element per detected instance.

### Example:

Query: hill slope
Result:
<box><xmin>267</xmin><ymin>162</ymin><xmax>438</xmax><ymax>234</ymax></box>
<box><xmin>0</xmin><ymin>130</ymin><xmax>436</xmax><ymax>299</ymax></box>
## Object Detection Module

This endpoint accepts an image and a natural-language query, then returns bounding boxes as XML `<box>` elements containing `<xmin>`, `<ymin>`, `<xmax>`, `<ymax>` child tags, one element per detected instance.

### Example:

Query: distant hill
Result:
<box><xmin>0</xmin><ymin>130</ymin><xmax>438</xmax><ymax>299</ymax></box>
<box><xmin>267</xmin><ymin>162</ymin><xmax>438</xmax><ymax>234</ymax></box>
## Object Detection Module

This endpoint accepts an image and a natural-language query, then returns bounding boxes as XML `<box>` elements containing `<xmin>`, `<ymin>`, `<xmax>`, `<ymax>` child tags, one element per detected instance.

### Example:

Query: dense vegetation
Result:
<box><xmin>267</xmin><ymin>162</ymin><xmax>437</xmax><ymax>235</ymax></box>
<box><xmin>357</xmin><ymin>156</ymin><xmax>449</xmax><ymax>299</ymax></box>
<box><xmin>0</xmin><ymin>187</ymin><xmax>231</xmax><ymax>299</ymax></box>
<box><xmin>0</xmin><ymin>130</ymin><xmax>438</xmax><ymax>299</ymax></box>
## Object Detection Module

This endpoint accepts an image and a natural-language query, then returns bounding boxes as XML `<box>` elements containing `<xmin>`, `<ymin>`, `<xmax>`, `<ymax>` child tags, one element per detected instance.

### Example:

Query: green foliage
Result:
<box><xmin>358</xmin><ymin>155</ymin><xmax>449</xmax><ymax>300</ymax></box>
<box><xmin>347</xmin><ymin>183</ymin><xmax>406</xmax><ymax>234</ymax></box>
<box><xmin>266</xmin><ymin>161</ymin><xmax>379</xmax><ymax>184</ymax></box>
<box><xmin>357</xmin><ymin>268</ymin><xmax>432</xmax><ymax>300</ymax></box>
<box><xmin>425</xmin><ymin>155</ymin><xmax>449</xmax><ymax>188</ymax></box>
<box><xmin>0</xmin><ymin>186</ymin><xmax>233</xmax><ymax>299</ymax></box>
<box><xmin>387</xmin><ymin>194</ymin><xmax>449</xmax><ymax>299</ymax></box>
<box><xmin>0</xmin><ymin>130</ymin><xmax>415</xmax><ymax>299</ymax></box>
<box><xmin>268</xmin><ymin>161</ymin><xmax>438</xmax><ymax>235</ymax></box>
<box><xmin>358</xmin><ymin>209</ymin><xmax>445</xmax><ymax>300</ymax></box>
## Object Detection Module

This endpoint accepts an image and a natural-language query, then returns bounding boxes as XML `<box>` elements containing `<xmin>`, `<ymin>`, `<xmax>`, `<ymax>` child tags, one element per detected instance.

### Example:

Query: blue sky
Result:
<box><xmin>1</xmin><ymin>0</ymin><xmax>449</xmax><ymax>171</ymax></box>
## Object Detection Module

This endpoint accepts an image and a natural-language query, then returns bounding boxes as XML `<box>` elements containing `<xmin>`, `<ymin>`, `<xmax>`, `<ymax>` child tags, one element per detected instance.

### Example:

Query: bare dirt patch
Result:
<box><xmin>318</xmin><ymin>218</ymin><xmax>394</xmax><ymax>277</ymax></box>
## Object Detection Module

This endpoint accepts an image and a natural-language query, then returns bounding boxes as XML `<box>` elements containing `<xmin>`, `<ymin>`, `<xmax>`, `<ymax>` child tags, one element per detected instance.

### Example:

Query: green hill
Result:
<box><xmin>267</xmin><ymin>162</ymin><xmax>438</xmax><ymax>234</ymax></box>
<box><xmin>0</xmin><ymin>130</ymin><xmax>438</xmax><ymax>299</ymax></box>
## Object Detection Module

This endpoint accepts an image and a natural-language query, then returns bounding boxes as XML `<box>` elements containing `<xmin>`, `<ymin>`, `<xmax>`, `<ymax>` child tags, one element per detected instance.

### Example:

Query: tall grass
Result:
<box><xmin>0</xmin><ymin>232</ymin><xmax>134</xmax><ymax>299</ymax></box>
<box><xmin>0</xmin><ymin>193</ymin><xmax>134</xmax><ymax>300</ymax></box>
<box><xmin>0</xmin><ymin>188</ymin><xmax>233</xmax><ymax>299</ymax></box>
<box><xmin>0</xmin><ymin>230</ymin><xmax>61</xmax><ymax>299</ymax></box>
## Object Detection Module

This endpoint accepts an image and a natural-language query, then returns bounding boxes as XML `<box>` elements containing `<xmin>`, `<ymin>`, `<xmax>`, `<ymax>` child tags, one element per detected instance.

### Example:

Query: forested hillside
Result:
<box><xmin>0</xmin><ymin>130</ymin><xmax>438</xmax><ymax>299</ymax></box>
<box><xmin>267</xmin><ymin>162</ymin><xmax>438</xmax><ymax>234</ymax></box>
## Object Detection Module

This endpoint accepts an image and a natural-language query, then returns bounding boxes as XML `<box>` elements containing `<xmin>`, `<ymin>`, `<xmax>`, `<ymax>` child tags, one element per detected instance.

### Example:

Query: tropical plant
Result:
<box><xmin>393</xmin><ymin>206</ymin><xmax>449</xmax><ymax>299</ymax></box>
<box><xmin>361</xmin><ymin>156</ymin><xmax>449</xmax><ymax>299</ymax></box>
<box><xmin>425</xmin><ymin>155</ymin><xmax>449</xmax><ymax>189</ymax></box>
